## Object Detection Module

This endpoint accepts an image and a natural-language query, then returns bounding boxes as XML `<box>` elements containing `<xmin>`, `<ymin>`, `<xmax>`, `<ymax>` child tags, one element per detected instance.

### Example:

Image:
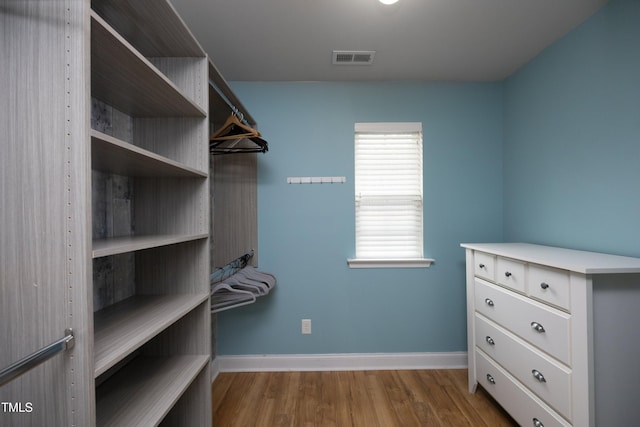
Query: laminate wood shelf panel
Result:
<box><xmin>92</xmin><ymin>233</ymin><xmax>208</xmax><ymax>258</ymax></box>
<box><xmin>90</xmin><ymin>11</ymin><xmax>206</xmax><ymax>118</ymax></box>
<box><xmin>96</xmin><ymin>355</ymin><xmax>209</xmax><ymax>427</ymax></box>
<box><xmin>94</xmin><ymin>294</ymin><xmax>209</xmax><ymax>377</ymax></box>
<box><xmin>91</xmin><ymin>130</ymin><xmax>207</xmax><ymax>177</ymax></box>
<box><xmin>91</xmin><ymin>0</ymin><xmax>205</xmax><ymax>57</ymax></box>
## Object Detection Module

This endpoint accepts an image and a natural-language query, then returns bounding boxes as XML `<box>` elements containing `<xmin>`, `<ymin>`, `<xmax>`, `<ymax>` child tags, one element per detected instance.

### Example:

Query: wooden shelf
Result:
<box><xmin>94</xmin><ymin>294</ymin><xmax>209</xmax><ymax>377</ymax></box>
<box><xmin>96</xmin><ymin>355</ymin><xmax>209</xmax><ymax>426</ymax></box>
<box><xmin>91</xmin><ymin>0</ymin><xmax>205</xmax><ymax>58</ymax></box>
<box><xmin>91</xmin><ymin>130</ymin><xmax>207</xmax><ymax>177</ymax></box>
<box><xmin>92</xmin><ymin>233</ymin><xmax>208</xmax><ymax>258</ymax></box>
<box><xmin>90</xmin><ymin>11</ymin><xmax>206</xmax><ymax>118</ymax></box>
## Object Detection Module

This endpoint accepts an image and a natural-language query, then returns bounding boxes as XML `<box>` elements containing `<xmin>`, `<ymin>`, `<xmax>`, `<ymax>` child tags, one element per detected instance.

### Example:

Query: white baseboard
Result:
<box><xmin>216</xmin><ymin>352</ymin><xmax>467</xmax><ymax>373</ymax></box>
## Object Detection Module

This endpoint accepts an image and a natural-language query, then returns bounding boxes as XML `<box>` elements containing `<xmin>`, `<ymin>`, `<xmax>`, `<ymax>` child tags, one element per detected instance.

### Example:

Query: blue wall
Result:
<box><xmin>503</xmin><ymin>0</ymin><xmax>640</xmax><ymax>257</ymax></box>
<box><xmin>218</xmin><ymin>0</ymin><xmax>639</xmax><ymax>356</ymax></box>
<box><xmin>217</xmin><ymin>82</ymin><xmax>504</xmax><ymax>355</ymax></box>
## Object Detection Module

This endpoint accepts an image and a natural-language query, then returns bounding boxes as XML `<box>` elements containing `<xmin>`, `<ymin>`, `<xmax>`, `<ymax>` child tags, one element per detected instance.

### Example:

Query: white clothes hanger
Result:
<box><xmin>211</xmin><ymin>282</ymin><xmax>256</xmax><ymax>313</ymax></box>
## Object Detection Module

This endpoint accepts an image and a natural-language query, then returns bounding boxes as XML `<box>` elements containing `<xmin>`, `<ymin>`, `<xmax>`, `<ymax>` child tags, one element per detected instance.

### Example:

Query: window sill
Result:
<box><xmin>347</xmin><ymin>258</ymin><xmax>435</xmax><ymax>269</ymax></box>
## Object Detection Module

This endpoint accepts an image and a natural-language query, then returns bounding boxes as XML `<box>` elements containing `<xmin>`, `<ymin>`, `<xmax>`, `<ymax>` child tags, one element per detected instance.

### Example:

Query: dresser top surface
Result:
<box><xmin>461</xmin><ymin>242</ymin><xmax>640</xmax><ymax>274</ymax></box>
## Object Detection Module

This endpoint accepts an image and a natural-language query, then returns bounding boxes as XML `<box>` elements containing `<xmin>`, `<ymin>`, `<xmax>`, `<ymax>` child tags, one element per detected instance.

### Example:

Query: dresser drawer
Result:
<box><xmin>476</xmin><ymin>350</ymin><xmax>571</xmax><ymax>427</ymax></box>
<box><xmin>528</xmin><ymin>264</ymin><xmax>570</xmax><ymax>311</ymax></box>
<box><xmin>475</xmin><ymin>314</ymin><xmax>572</xmax><ymax>420</ymax></box>
<box><xmin>475</xmin><ymin>278</ymin><xmax>571</xmax><ymax>365</ymax></box>
<box><xmin>497</xmin><ymin>257</ymin><xmax>526</xmax><ymax>293</ymax></box>
<box><xmin>474</xmin><ymin>251</ymin><xmax>496</xmax><ymax>281</ymax></box>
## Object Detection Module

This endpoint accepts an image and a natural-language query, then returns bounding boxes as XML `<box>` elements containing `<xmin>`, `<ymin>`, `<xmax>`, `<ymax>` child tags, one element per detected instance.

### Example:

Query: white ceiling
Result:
<box><xmin>170</xmin><ymin>0</ymin><xmax>608</xmax><ymax>82</ymax></box>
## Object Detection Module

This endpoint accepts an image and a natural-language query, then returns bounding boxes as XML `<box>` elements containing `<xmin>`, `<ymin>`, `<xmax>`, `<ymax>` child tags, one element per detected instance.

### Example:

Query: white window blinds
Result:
<box><xmin>354</xmin><ymin>122</ymin><xmax>423</xmax><ymax>260</ymax></box>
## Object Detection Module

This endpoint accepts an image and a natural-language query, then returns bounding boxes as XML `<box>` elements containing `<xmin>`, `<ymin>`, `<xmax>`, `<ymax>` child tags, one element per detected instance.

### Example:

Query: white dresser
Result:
<box><xmin>462</xmin><ymin>243</ymin><xmax>640</xmax><ymax>427</ymax></box>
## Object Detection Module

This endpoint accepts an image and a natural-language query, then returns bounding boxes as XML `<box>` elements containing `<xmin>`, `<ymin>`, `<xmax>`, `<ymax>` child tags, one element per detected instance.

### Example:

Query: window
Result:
<box><xmin>348</xmin><ymin>122</ymin><xmax>433</xmax><ymax>268</ymax></box>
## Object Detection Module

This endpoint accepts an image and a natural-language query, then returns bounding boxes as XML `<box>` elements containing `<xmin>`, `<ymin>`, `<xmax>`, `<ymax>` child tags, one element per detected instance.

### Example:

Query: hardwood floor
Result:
<box><xmin>212</xmin><ymin>369</ymin><xmax>517</xmax><ymax>426</ymax></box>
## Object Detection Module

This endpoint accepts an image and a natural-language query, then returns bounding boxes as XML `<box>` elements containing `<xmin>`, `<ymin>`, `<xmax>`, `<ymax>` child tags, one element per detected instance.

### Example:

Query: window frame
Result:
<box><xmin>348</xmin><ymin>122</ymin><xmax>434</xmax><ymax>269</ymax></box>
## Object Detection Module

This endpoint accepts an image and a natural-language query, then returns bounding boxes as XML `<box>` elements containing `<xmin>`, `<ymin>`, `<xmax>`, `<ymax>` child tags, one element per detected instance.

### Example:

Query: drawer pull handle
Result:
<box><xmin>532</xmin><ymin>369</ymin><xmax>546</xmax><ymax>383</ymax></box>
<box><xmin>486</xmin><ymin>373</ymin><xmax>495</xmax><ymax>384</ymax></box>
<box><xmin>485</xmin><ymin>336</ymin><xmax>495</xmax><ymax>345</ymax></box>
<box><xmin>531</xmin><ymin>322</ymin><xmax>546</xmax><ymax>333</ymax></box>
<box><xmin>532</xmin><ymin>418</ymin><xmax>544</xmax><ymax>427</ymax></box>
<box><xmin>479</xmin><ymin>263</ymin><xmax>485</xmax><ymax>269</ymax></box>
<box><xmin>540</xmin><ymin>282</ymin><xmax>549</xmax><ymax>290</ymax></box>
<box><xmin>485</xmin><ymin>298</ymin><xmax>494</xmax><ymax>307</ymax></box>
<box><xmin>504</xmin><ymin>271</ymin><xmax>512</xmax><ymax>277</ymax></box>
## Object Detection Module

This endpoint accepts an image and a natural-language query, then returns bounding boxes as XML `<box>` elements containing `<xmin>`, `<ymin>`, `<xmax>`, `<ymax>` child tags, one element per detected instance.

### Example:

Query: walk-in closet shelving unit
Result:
<box><xmin>90</xmin><ymin>0</ymin><xmax>211</xmax><ymax>426</ymax></box>
<box><xmin>2</xmin><ymin>1</ymin><xmax>210</xmax><ymax>424</ymax></box>
<box><xmin>90</xmin><ymin>1</ymin><xmax>211</xmax><ymax>425</ymax></box>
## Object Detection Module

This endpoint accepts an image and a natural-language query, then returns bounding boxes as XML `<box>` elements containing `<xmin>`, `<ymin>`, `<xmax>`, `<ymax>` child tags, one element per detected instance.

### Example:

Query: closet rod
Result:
<box><xmin>209</xmin><ymin>60</ymin><xmax>256</xmax><ymax>126</ymax></box>
<box><xmin>209</xmin><ymin>82</ymin><xmax>249</xmax><ymax>125</ymax></box>
<box><xmin>0</xmin><ymin>329</ymin><xmax>74</xmax><ymax>387</ymax></box>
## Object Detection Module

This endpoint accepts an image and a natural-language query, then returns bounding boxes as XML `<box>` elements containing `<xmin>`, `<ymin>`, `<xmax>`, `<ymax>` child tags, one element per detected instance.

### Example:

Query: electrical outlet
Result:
<box><xmin>301</xmin><ymin>319</ymin><xmax>312</xmax><ymax>335</ymax></box>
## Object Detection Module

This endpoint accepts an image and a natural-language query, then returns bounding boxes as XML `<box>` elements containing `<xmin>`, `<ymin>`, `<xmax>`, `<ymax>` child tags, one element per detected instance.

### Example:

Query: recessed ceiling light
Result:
<box><xmin>379</xmin><ymin>0</ymin><xmax>399</xmax><ymax>4</ymax></box>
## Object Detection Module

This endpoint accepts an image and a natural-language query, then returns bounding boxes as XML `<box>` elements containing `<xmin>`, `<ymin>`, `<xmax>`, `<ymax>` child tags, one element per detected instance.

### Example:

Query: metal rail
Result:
<box><xmin>0</xmin><ymin>329</ymin><xmax>74</xmax><ymax>387</ymax></box>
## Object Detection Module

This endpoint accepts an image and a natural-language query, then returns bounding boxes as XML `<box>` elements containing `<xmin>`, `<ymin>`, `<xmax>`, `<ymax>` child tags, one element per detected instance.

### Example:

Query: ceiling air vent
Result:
<box><xmin>332</xmin><ymin>50</ymin><xmax>376</xmax><ymax>65</ymax></box>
